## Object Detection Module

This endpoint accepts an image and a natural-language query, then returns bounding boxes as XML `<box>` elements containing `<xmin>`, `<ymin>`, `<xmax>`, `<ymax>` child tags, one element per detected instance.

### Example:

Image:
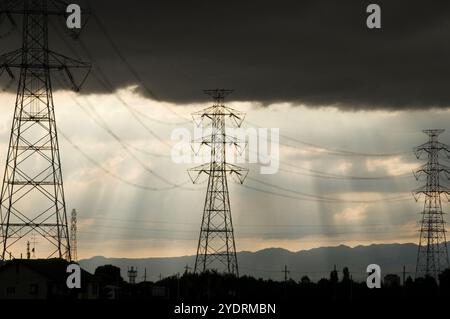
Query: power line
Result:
<box><xmin>68</xmin><ymin>87</ymin><xmax>416</xmax><ymax>182</ymax></box>
<box><xmin>61</xmin><ymin>95</ymin><xmax>412</xmax><ymax>202</ymax></box>
<box><xmin>59</xmin><ymin>130</ymin><xmax>199</xmax><ymax>192</ymax></box>
<box><xmin>242</xmin><ymin>184</ymin><xmax>410</xmax><ymax>204</ymax></box>
<box><xmin>56</xmin><ymin>13</ymin><xmax>418</xmax><ymax>163</ymax></box>
<box><xmin>66</xmin><ymin>80</ymin><xmax>414</xmax><ymax>183</ymax></box>
<box><xmin>54</xmin><ymin>76</ymin><xmax>193</xmax><ymax>189</ymax></box>
<box><xmin>80</xmin><ymin>97</ymin><xmax>171</xmax><ymax>157</ymax></box>
<box><xmin>73</xmin><ymin>93</ymin><xmax>171</xmax><ymax>158</ymax></box>
<box><xmin>70</xmin><ymin>97</ymin><xmax>195</xmax><ymax>188</ymax></box>
<box><xmin>53</xmin><ymin>68</ymin><xmax>203</xmax><ymax>191</ymax></box>
<box><xmin>239</xmin><ymin>266</ymin><xmax>369</xmax><ymax>277</ymax></box>
<box><xmin>51</xmin><ymin>11</ymin><xmax>415</xmax><ymax>205</ymax></box>
<box><xmin>54</xmin><ymin>68</ymin><xmax>172</xmax><ymax>160</ymax></box>
<box><xmin>76</xmin><ymin>228</ymin><xmax>417</xmax><ymax>246</ymax></box>
<box><xmin>57</xmin><ymin>11</ymin><xmax>419</xmax><ymax>160</ymax></box>
<box><xmin>52</xmin><ymin>17</ymin><xmax>189</xmax><ymax>142</ymax></box>
<box><xmin>277</xmin><ymin>163</ymin><xmax>414</xmax><ymax>181</ymax></box>
<box><xmin>245</xmin><ymin>143</ymin><xmax>415</xmax><ymax>181</ymax></box>
<box><xmin>89</xmin><ymin>10</ymin><xmax>191</xmax><ymax>124</ymax></box>
<box><xmin>244</xmin><ymin>134</ymin><xmax>416</xmax><ymax>180</ymax></box>
<box><xmin>245</xmin><ymin>176</ymin><xmax>410</xmax><ymax>204</ymax></box>
<box><xmin>246</xmin><ymin>120</ymin><xmax>413</xmax><ymax>158</ymax></box>
<box><xmin>78</xmin><ymin>39</ymin><xmax>181</xmax><ymax>140</ymax></box>
<box><xmin>77</xmin><ymin>223</ymin><xmax>416</xmax><ymax>236</ymax></box>
<box><xmin>60</xmin><ymin>129</ymin><xmax>411</xmax><ymax>203</ymax></box>
<box><xmin>57</xmin><ymin>89</ymin><xmax>412</xmax><ymax>201</ymax></box>
<box><xmin>87</xmin><ymin>216</ymin><xmax>413</xmax><ymax>228</ymax></box>
<box><xmin>279</xmin><ymin>135</ymin><xmax>412</xmax><ymax>157</ymax></box>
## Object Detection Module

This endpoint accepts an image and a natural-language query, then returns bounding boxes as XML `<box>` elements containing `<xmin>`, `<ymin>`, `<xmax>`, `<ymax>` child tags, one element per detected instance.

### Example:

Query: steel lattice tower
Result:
<box><xmin>70</xmin><ymin>209</ymin><xmax>77</xmax><ymax>261</ymax></box>
<box><xmin>414</xmin><ymin>129</ymin><xmax>450</xmax><ymax>279</ymax></box>
<box><xmin>188</xmin><ymin>89</ymin><xmax>248</xmax><ymax>276</ymax></box>
<box><xmin>0</xmin><ymin>0</ymin><xmax>90</xmax><ymax>260</ymax></box>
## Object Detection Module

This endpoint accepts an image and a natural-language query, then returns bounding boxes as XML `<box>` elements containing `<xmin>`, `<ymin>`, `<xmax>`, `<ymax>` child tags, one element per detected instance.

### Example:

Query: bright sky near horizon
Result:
<box><xmin>1</xmin><ymin>87</ymin><xmax>445</xmax><ymax>259</ymax></box>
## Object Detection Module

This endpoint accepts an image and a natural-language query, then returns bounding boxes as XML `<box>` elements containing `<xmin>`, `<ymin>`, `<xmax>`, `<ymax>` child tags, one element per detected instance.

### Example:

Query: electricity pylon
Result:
<box><xmin>414</xmin><ymin>129</ymin><xmax>450</xmax><ymax>279</ymax></box>
<box><xmin>0</xmin><ymin>0</ymin><xmax>90</xmax><ymax>260</ymax></box>
<box><xmin>188</xmin><ymin>89</ymin><xmax>248</xmax><ymax>276</ymax></box>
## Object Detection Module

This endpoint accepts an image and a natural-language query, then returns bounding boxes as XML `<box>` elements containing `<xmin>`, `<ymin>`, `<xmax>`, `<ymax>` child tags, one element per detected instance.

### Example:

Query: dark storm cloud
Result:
<box><xmin>1</xmin><ymin>0</ymin><xmax>450</xmax><ymax>109</ymax></box>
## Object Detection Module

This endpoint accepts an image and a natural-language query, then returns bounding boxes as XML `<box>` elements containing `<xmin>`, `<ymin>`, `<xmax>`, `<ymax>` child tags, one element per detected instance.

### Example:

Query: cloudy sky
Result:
<box><xmin>1</xmin><ymin>0</ymin><xmax>450</xmax><ymax>259</ymax></box>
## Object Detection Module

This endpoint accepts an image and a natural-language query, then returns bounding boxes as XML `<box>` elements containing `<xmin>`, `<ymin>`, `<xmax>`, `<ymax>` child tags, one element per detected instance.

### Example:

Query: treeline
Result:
<box><xmin>156</xmin><ymin>269</ymin><xmax>450</xmax><ymax>301</ymax></box>
<box><xmin>98</xmin><ymin>265</ymin><xmax>450</xmax><ymax>300</ymax></box>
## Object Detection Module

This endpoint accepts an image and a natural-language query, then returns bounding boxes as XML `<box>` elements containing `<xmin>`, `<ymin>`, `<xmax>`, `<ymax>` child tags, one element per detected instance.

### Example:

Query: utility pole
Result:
<box><xmin>350</xmin><ymin>275</ymin><xmax>353</xmax><ymax>301</ymax></box>
<box><xmin>184</xmin><ymin>264</ymin><xmax>191</xmax><ymax>275</ymax></box>
<box><xmin>402</xmin><ymin>265</ymin><xmax>406</xmax><ymax>286</ymax></box>
<box><xmin>414</xmin><ymin>129</ymin><xmax>450</xmax><ymax>279</ymax></box>
<box><xmin>331</xmin><ymin>265</ymin><xmax>338</xmax><ymax>300</ymax></box>
<box><xmin>0</xmin><ymin>0</ymin><xmax>90</xmax><ymax>261</ymax></box>
<box><xmin>282</xmin><ymin>265</ymin><xmax>290</xmax><ymax>282</ymax></box>
<box><xmin>188</xmin><ymin>89</ymin><xmax>248</xmax><ymax>276</ymax></box>
<box><xmin>177</xmin><ymin>273</ymin><xmax>180</xmax><ymax>299</ymax></box>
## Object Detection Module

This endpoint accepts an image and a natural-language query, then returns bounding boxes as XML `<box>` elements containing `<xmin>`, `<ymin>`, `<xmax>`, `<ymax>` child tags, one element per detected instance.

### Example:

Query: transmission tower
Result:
<box><xmin>0</xmin><ymin>0</ymin><xmax>90</xmax><ymax>260</ymax></box>
<box><xmin>70</xmin><ymin>209</ymin><xmax>77</xmax><ymax>262</ymax></box>
<box><xmin>188</xmin><ymin>89</ymin><xmax>248</xmax><ymax>276</ymax></box>
<box><xmin>414</xmin><ymin>129</ymin><xmax>450</xmax><ymax>279</ymax></box>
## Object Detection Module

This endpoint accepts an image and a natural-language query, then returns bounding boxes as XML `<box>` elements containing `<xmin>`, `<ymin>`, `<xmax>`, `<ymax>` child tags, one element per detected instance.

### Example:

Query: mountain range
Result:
<box><xmin>79</xmin><ymin>242</ymin><xmax>450</xmax><ymax>282</ymax></box>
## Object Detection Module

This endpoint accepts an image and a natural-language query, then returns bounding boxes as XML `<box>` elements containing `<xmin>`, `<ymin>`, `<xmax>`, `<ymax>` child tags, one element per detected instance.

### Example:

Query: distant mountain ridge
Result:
<box><xmin>79</xmin><ymin>242</ymin><xmax>450</xmax><ymax>282</ymax></box>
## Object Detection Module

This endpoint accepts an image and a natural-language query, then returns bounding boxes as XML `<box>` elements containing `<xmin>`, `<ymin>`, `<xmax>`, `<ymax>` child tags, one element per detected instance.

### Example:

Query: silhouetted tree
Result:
<box><xmin>439</xmin><ymin>268</ymin><xmax>450</xmax><ymax>291</ymax></box>
<box><xmin>84</xmin><ymin>263</ymin><xmax>450</xmax><ymax>301</ymax></box>
<box><xmin>300</xmin><ymin>275</ymin><xmax>311</xmax><ymax>284</ymax></box>
<box><xmin>330</xmin><ymin>265</ymin><xmax>338</xmax><ymax>284</ymax></box>
<box><xmin>342</xmin><ymin>267</ymin><xmax>351</xmax><ymax>282</ymax></box>
<box><xmin>405</xmin><ymin>275</ymin><xmax>413</xmax><ymax>288</ymax></box>
<box><xmin>95</xmin><ymin>264</ymin><xmax>124</xmax><ymax>286</ymax></box>
<box><xmin>423</xmin><ymin>275</ymin><xmax>438</xmax><ymax>289</ymax></box>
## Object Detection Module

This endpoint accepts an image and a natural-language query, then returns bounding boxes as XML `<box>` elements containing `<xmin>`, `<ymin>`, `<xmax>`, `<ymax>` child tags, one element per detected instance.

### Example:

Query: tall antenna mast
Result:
<box><xmin>31</xmin><ymin>232</ymin><xmax>37</xmax><ymax>258</ymax></box>
<box><xmin>188</xmin><ymin>89</ymin><xmax>248</xmax><ymax>276</ymax></box>
<box><xmin>70</xmin><ymin>209</ymin><xmax>78</xmax><ymax>262</ymax></box>
<box><xmin>0</xmin><ymin>0</ymin><xmax>90</xmax><ymax>260</ymax></box>
<box><xmin>414</xmin><ymin>129</ymin><xmax>450</xmax><ymax>279</ymax></box>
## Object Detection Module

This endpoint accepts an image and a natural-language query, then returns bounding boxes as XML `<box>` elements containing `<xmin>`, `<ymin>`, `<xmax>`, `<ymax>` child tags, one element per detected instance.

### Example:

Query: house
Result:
<box><xmin>383</xmin><ymin>274</ymin><xmax>401</xmax><ymax>288</ymax></box>
<box><xmin>0</xmin><ymin>258</ymin><xmax>98</xmax><ymax>299</ymax></box>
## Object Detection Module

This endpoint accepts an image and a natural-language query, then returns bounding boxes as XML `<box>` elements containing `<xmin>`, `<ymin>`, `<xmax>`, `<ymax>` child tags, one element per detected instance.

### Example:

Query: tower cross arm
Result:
<box><xmin>48</xmin><ymin>50</ymin><xmax>91</xmax><ymax>91</ymax></box>
<box><xmin>224</xmin><ymin>163</ymin><xmax>249</xmax><ymax>184</ymax></box>
<box><xmin>1</xmin><ymin>0</ymin><xmax>73</xmax><ymax>16</ymax></box>
<box><xmin>414</xmin><ymin>163</ymin><xmax>450</xmax><ymax>179</ymax></box>
<box><xmin>192</xmin><ymin>106</ymin><xmax>246</xmax><ymax>128</ymax></box>
<box><xmin>0</xmin><ymin>50</ymin><xmax>91</xmax><ymax>92</ymax></box>
<box><xmin>191</xmin><ymin>134</ymin><xmax>246</xmax><ymax>149</ymax></box>
<box><xmin>188</xmin><ymin>163</ymin><xmax>211</xmax><ymax>184</ymax></box>
<box><xmin>0</xmin><ymin>49</ymin><xmax>22</xmax><ymax>80</ymax></box>
<box><xmin>413</xmin><ymin>185</ymin><xmax>450</xmax><ymax>201</ymax></box>
<box><xmin>414</xmin><ymin>142</ymin><xmax>450</xmax><ymax>158</ymax></box>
